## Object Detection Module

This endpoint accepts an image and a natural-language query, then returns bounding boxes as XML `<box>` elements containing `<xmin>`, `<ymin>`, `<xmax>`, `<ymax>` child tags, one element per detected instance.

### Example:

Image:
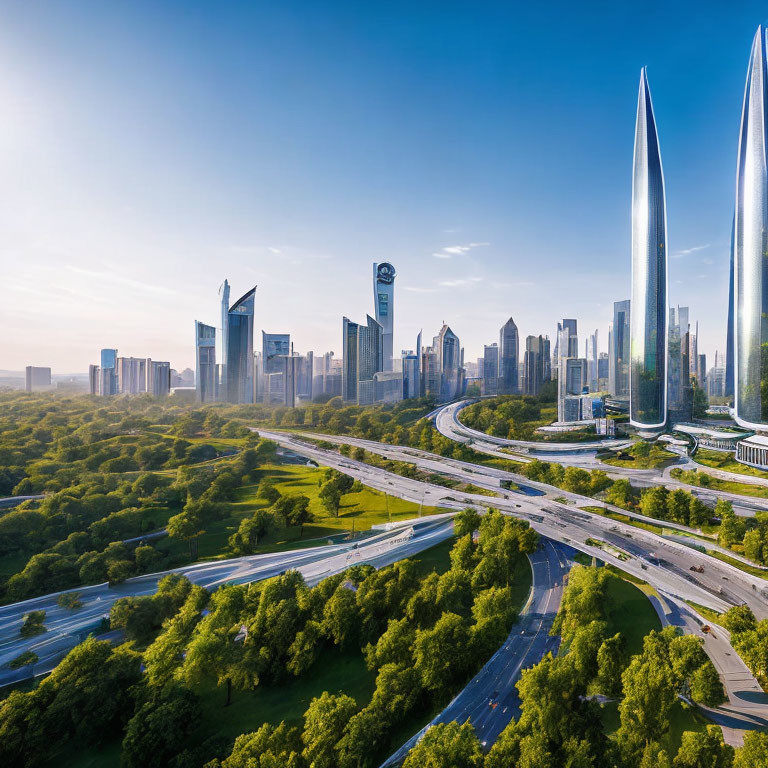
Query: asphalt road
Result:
<box><xmin>0</xmin><ymin>517</ymin><xmax>453</xmax><ymax>687</ymax></box>
<box><xmin>379</xmin><ymin>538</ymin><xmax>572</xmax><ymax>766</ymax></box>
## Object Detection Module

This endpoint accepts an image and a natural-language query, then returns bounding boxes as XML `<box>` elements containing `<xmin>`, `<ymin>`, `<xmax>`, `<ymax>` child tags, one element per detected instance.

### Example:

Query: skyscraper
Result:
<box><xmin>219</xmin><ymin>279</ymin><xmax>230</xmax><ymax>399</ymax></box>
<box><xmin>668</xmin><ymin>306</ymin><xmax>692</xmax><ymax>422</ymax></box>
<box><xmin>608</xmin><ymin>300</ymin><xmax>630</xmax><ymax>398</ymax></box>
<box><xmin>195</xmin><ymin>321</ymin><xmax>216</xmax><ymax>403</ymax></box>
<box><xmin>483</xmin><ymin>343</ymin><xmax>499</xmax><ymax>396</ymax></box>
<box><xmin>734</xmin><ymin>26</ymin><xmax>768</xmax><ymax>429</ymax></box>
<box><xmin>523</xmin><ymin>335</ymin><xmax>547</xmax><ymax>396</ymax></box>
<box><xmin>147</xmin><ymin>360</ymin><xmax>171</xmax><ymax>396</ymax></box>
<box><xmin>25</xmin><ymin>366</ymin><xmax>51</xmax><ymax>392</ymax></box>
<box><xmin>100</xmin><ymin>348</ymin><xmax>118</xmax><ymax>396</ymax></box>
<box><xmin>225</xmin><ymin>286</ymin><xmax>257</xmax><ymax>404</ymax></box>
<box><xmin>725</xmin><ymin>216</ymin><xmax>735</xmax><ymax>399</ymax></box>
<box><xmin>436</xmin><ymin>324</ymin><xmax>463</xmax><ymax>401</ymax></box>
<box><xmin>373</xmin><ymin>262</ymin><xmax>396</xmax><ymax>372</ymax></box>
<box><xmin>630</xmin><ymin>68</ymin><xmax>667</xmax><ymax>430</ymax></box>
<box><xmin>586</xmin><ymin>330</ymin><xmax>598</xmax><ymax>392</ymax></box>
<box><xmin>499</xmin><ymin>317</ymin><xmax>519</xmax><ymax>394</ymax></box>
<box><xmin>342</xmin><ymin>315</ymin><xmax>383</xmax><ymax>405</ymax></box>
<box><xmin>263</xmin><ymin>332</ymin><xmax>291</xmax><ymax>373</ymax></box>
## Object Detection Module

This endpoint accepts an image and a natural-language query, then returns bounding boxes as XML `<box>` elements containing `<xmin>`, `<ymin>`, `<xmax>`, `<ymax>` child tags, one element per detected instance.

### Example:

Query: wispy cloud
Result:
<box><xmin>267</xmin><ymin>246</ymin><xmax>282</xmax><ymax>255</ymax></box>
<box><xmin>438</xmin><ymin>277</ymin><xmax>483</xmax><ymax>288</ymax></box>
<box><xmin>672</xmin><ymin>244</ymin><xmax>710</xmax><ymax>259</ymax></box>
<box><xmin>492</xmin><ymin>280</ymin><xmax>536</xmax><ymax>288</ymax></box>
<box><xmin>403</xmin><ymin>286</ymin><xmax>437</xmax><ymax>293</ymax></box>
<box><xmin>66</xmin><ymin>265</ymin><xmax>177</xmax><ymax>297</ymax></box>
<box><xmin>432</xmin><ymin>242</ymin><xmax>490</xmax><ymax>259</ymax></box>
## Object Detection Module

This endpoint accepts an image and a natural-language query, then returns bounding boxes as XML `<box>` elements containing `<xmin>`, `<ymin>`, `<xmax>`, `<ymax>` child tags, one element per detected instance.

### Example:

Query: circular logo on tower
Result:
<box><xmin>376</xmin><ymin>262</ymin><xmax>396</xmax><ymax>284</ymax></box>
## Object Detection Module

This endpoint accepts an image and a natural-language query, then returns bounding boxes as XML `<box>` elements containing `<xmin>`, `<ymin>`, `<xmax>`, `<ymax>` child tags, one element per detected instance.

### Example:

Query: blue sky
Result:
<box><xmin>1</xmin><ymin>0</ymin><xmax>764</xmax><ymax>372</ymax></box>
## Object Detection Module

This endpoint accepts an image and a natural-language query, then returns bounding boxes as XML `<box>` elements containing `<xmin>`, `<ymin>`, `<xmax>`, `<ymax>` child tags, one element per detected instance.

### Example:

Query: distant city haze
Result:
<box><xmin>1</xmin><ymin>1</ymin><xmax>762</xmax><ymax>372</ymax></box>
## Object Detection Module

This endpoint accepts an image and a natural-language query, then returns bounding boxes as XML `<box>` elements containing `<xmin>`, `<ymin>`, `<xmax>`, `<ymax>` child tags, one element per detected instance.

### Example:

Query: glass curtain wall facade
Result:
<box><xmin>195</xmin><ymin>321</ymin><xmax>216</xmax><ymax>403</ymax></box>
<box><xmin>499</xmin><ymin>317</ymin><xmax>519</xmax><ymax>394</ymax></box>
<box><xmin>734</xmin><ymin>26</ymin><xmax>768</xmax><ymax>428</ymax></box>
<box><xmin>373</xmin><ymin>262</ymin><xmax>396</xmax><ymax>372</ymax></box>
<box><xmin>630</xmin><ymin>68</ymin><xmax>668</xmax><ymax>429</ymax></box>
<box><xmin>225</xmin><ymin>287</ymin><xmax>256</xmax><ymax>404</ymax></box>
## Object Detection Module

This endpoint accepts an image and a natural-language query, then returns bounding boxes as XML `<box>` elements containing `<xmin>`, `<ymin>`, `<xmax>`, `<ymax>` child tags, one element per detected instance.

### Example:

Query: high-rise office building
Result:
<box><xmin>608</xmin><ymin>300</ymin><xmax>630</xmax><ymax>397</ymax></box>
<box><xmin>734</xmin><ymin>26</ymin><xmax>768</xmax><ymax>429</ymax></box>
<box><xmin>725</xmin><ymin>217</ymin><xmax>735</xmax><ymax>399</ymax></box>
<box><xmin>117</xmin><ymin>357</ymin><xmax>147</xmax><ymax>394</ymax></box>
<box><xmin>263</xmin><ymin>332</ymin><xmax>291</xmax><ymax>374</ymax></box>
<box><xmin>483</xmin><ymin>343</ymin><xmax>499</xmax><ymax>396</ymax></box>
<box><xmin>25</xmin><ymin>366</ymin><xmax>51</xmax><ymax>392</ymax></box>
<box><xmin>195</xmin><ymin>321</ymin><xmax>217</xmax><ymax>403</ymax></box>
<box><xmin>586</xmin><ymin>330</ymin><xmax>598</xmax><ymax>392</ymax></box>
<box><xmin>435</xmin><ymin>324</ymin><xmax>464</xmax><ymax>402</ymax></box>
<box><xmin>89</xmin><ymin>364</ymin><xmax>100</xmax><ymax>395</ymax></box>
<box><xmin>630</xmin><ymin>68</ymin><xmax>667</xmax><ymax>430</ymax></box>
<box><xmin>523</xmin><ymin>335</ymin><xmax>547</xmax><ymax>396</ymax></box>
<box><xmin>100</xmin><ymin>349</ymin><xmax>118</xmax><ymax>396</ymax></box>
<box><xmin>147</xmin><ymin>360</ymin><xmax>171</xmax><ymax>396</ymax></box>
<box><xmin>668</xmin><ymin>306</ymin><xmax>692</xmax><ymax>422</ymax></box>
<box><xmin>219</xmin><ymin>280</ymin><xmax>230</xmax><ymax>400</ymax></box>
<box><xmin>225</xmin><ymin>287</ymin><xmax>257</xmax><ymax>404</ymax></box>
<box><xmin>499</xmin><ymin>318</ymin><xmax>519</xmax><ymax>394</ymax></box>
<box><xmin>597</xmin><ymin>353</ymin><xmax>609</xmax><ymax>390</ymax></box>
<box><xmin>402</xmin><ymin>349</ymin><xmax>421</xmax><ymax>400</ymax></box>
<box><xmin>557</xmin><ymin>358</ymin><xmax>588</xmax><ymax>422</ymax></box>
<box><xmin>342</xmin><ymin>315</ymin><xmax>383</xmax><ymax>405</ymax></box>
<box><xmin>373</xmin><ymin>262</ymin><xmax>396</xmax><ymax>372</ymax></box>
<box><xmin>708</xmin><ymin>352</ymin><xmax>726</xmax><ymax>399</ymax></box>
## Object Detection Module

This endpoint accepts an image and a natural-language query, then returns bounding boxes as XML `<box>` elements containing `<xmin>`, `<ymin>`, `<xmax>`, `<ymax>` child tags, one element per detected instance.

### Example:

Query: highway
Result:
<box><xmin>435</xmin><ymin>400</ymin><xmax>768</xmax><ymax>517</ymax></box>
<box><xmin>380</xmin><ymin>538</ymin><xmax>572</xmax><ymax>766</ymax></box>
<box><xmin>0</xmin><ymin>517</ymin><xmax>452</xmax><ymax>687</ymax></box>
<box><xmin>259</xmin><ymin>429</ymin><xmax>768</xmax><ymax>750</ymax></box>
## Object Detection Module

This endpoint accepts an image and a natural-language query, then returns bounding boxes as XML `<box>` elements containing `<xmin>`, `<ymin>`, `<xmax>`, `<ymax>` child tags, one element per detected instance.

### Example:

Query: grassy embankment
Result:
<box><xmin>694</xmin><ymin>448</ymin><xmax>768</xmax><ymax>481</ymax></box>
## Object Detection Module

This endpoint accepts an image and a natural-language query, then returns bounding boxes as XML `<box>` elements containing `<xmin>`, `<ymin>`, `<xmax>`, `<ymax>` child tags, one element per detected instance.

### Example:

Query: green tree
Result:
<box><xmin>735</xmin><ymin>731</ymin><xmax>768</xmax><ymax>768</ymax></box>
<box><xmin>453</xmin><ymin>508</ymin><xmax>481</xmax><ymax>539</ymax></box>
<box><xmin>402</xmin><ymin>721</ymin><xmax>483</xmax><ymax>768</ymax></box>
<box><xmin>673</xmin><ymin>725</ymin><xmax>733</xmax><ymax>768</ymax></box>
<box><xmin>301</xmin><ymin>692</ymin><xmax>358</xmax><ymax>768</ymax></box>
<box><xmin>121</xmin><ymin>686</ymin><xmax>201</xmax><ymax>768</ymax></box>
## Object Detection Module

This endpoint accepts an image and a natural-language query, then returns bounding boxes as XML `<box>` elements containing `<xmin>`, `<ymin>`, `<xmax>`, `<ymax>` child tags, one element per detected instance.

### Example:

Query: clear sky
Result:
<box><xmin>1</xmin><ymin>0</ymin><xmax>765</xmax><ymax>373</ymax></box>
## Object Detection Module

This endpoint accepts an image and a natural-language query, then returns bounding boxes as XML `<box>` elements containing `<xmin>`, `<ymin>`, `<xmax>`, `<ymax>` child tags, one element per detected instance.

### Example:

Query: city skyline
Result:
<box><xmin>2</xmin><ymin>2</ymin><xmax>762</xmax><ymax>372</ymax></box>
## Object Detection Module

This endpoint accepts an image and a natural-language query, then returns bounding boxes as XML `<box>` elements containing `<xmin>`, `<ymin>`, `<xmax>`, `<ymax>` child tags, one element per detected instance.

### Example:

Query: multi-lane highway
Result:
<box><xmin>258</xmin><ymin>428</ymin><xmax>768</xmax><ymax>748</ymax></box>
<box><xmin>0</xmin><ymin>517</ymin><xmax>453</xmax><ymax>687</ymax></box>
<box><xmin>435</xmin><ymin>400</ymin><xmax>768</xmax><ymax>517</ymax></box>
<box><xmin>380</xmin><ymin>538</ymin><xmax>572</xmax><ymax>767</ymax></box>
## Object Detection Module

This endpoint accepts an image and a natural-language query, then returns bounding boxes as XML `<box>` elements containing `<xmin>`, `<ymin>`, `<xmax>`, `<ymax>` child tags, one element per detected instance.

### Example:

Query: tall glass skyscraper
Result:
<box><xmin>342</xmin><ymin>315</ymin><xmax>383</xmax><ymax>405</ymax></box>
<box><xmin>630</xmin><ymin>68</ymin><xmax>667</xmax><ymax>430</ymax></box>
<box><xmin>225</xmin><ymin>287</ymin><xmax>256</xmax><ymax>404</ymax></box>
<box><xmin>99</xmin><ymin>348</ymin><xmax>118</xmax><ymax>396</ymax></box>
<box><xmin>195</xmin><ymin>321</ymin><xmax>216</xmax><ymax>403</ymax></box>
<box><xmin>373</xmin><ymin>263</ymin><xmax>396</xmax><ymax>371</ymax></box>
<box><xmin>499</xmin><ymin>317</ymin><xmax>519</xmax><ymax>394</ymax></box>
<box><xmin>725</xmin><ymin>216</ymin><xmax>735</xmax><ymax>399</ymax></box>
<box><xmin>734</xmin><ymin>27</ymin><xmax>768</xmax><ymax>428</ymax></box>
<box><xmin>608</xmin><ymin>300</ymin><xmax>630</xmax><ymax>398</ymax></box>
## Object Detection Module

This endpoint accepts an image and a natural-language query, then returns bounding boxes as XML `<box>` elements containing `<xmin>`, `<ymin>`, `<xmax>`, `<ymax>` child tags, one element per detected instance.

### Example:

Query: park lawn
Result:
<box><xmin>694</xmin><ymin>448</ymin><xmax>768</xmax><ymax>481</ymax></box>
<box><xmin>603</xmin><ymin>571</ymin><xmax>662</xmax><ymax>656</ymax></box>
<box><xmin>200</xmin><ymin>646</ymin><xmax>376</xmax><ymax>744</ymax></box>
<box><xmin>601</xmin><ymin>699</ymin><xmax>711</xmax><ymax>755</ymax></box>
<box><xmin>160</xmin><ymin>461</ymin><xmax>445</xmax><ymax>563</ymax></box>
<box><xmin>671</xmin><ymin>468</ymin><xmax>768</xmax><ymax>500</ymax></box>
<box><xmin>602</xmin><ymin>451</ymin><xmax>678</xmax><ymax>470</ymax></box>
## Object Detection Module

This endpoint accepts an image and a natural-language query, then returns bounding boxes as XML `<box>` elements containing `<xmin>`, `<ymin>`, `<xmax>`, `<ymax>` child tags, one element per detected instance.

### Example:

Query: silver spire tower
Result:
<box><xmin>630</xmin><ymin>67</ymin><xmax>668</xmax><ymax>430</ymax></box>
<box><xmin>734</xmin><ymin>26</ymin><xmax>768</xmax><ymax>429</ymax></box>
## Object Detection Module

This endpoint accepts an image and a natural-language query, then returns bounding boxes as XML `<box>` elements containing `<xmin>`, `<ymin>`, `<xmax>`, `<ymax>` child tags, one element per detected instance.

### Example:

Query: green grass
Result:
<box><xmin>202</xmin><ymin>646</ymin><xmax>377</xmax><ymax>742</ymax></box>
<box><xmin>671</xmin><ymin>468</ymin><xmax>768</xmax><ymax>499</ymax></box>
<box><xmin>602</xmin><ymin>450</ymin><xmax>678</xmax><ymax>470</ymax></box>
<box><xmin>603</xmin><ymin>571</ymin><xmax>662</xmax><ymax>656</ymax></box>
<box><xmin>602</xmin><ymin>700</ymin><xmax>711</xmax><ymax>755</ymax></box>
<box><xmin>685</xmin><ymin>601</ymin><xmax>724</xmax><ymax>627</ymax></box>
<box><xmin>694</xmin><ymin>448</ymin><xmax>768</xmax><ymax>480</ymax></box>
<box><xmin>706</xmin><ymin>549</ymin><xmax>768</xmax><ymax>579</ymax></box>
<box><xmin>160</xmin><ymin>462</ymin><xmax>445</xmax><ymax>563</ymax></box>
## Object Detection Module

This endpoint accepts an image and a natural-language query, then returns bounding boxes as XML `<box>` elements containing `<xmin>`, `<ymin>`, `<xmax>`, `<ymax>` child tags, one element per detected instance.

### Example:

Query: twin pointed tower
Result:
<box><xmin>630</xmin><ymin>67</ymin><xmax>668</xmax><ymax>431</ymax></box>
<box><xmin>733</xmin><ymin>26</ymin><xmax>768</xmax><ymax>430</ymax></box>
